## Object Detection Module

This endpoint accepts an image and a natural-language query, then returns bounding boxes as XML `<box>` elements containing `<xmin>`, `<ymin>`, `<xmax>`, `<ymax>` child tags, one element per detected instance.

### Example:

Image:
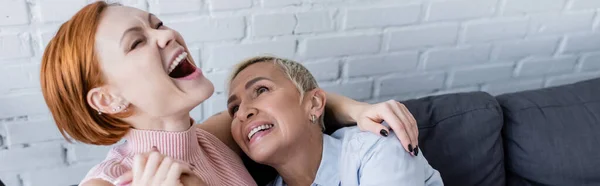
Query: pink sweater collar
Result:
<box><xmin>124</xmin><ymin>126</ymin><xmax>203</xmax><ymax>162</ymax></box>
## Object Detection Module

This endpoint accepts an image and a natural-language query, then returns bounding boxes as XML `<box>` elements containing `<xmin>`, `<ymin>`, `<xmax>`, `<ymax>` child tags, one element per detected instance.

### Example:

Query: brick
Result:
<box><xmin>347</xmin><ymin>52</ymin><xmax>419</xmax><ymax>77</ymax></box>
<box><xmin>252</xmin><ymin>13</ymin><xmax>297</xmax><ymax>37</ymax></box>
<box><xmin>503</xmin><ymin>0</ymin><xmax>566</xmax><ymax>14</ymax></box>
<box><xmin>208</xmin><ymin>0</ymin><xmax>252</xmax><ymax>11</ymax></box>
<box><xmin>546</xmin><ymin>72</ymin><xmax>600</xmax><ymax>87</ymax></box>
<box><xmin>570</xmin><ymin>0</ymin><xmax>600</xmax><ymax>10</ymax></box>
<box><xmin>0</xmin><ymin>142</ymin><xmax>64</xmax><ymax>171</ymax></box>
<box><xmin>495</xmin><ymin>37</ymin><xmax>560</xmax><ymax>60</ymax></box>
<box><xmin>483</xmin><ymin>78</ymin><xmax>544</xmax><ymax>95</ymax></box>
<box><xmin>425</xmin><ymin>45</ymin><xmax>492</xmax><ymax>69</ymax></box>
<box><xmin>344</xmin><ymin>5</ymin><xmax>420</xmax><ymax>29</ymax></box>
<box><xmin>206</xmin><ymin>71</ymin><xmax>229</xmax><ymax>93</ymax></box>
<box><xmin>303</xmin><ymin>60</ymin><xmax>340</xmax><ymax>81</ymax></box>
<box><xmin>167</xmin><ymin>16</ymin><xmax>245</xmax><ymax>43</ymax></box>
<box><xmin>203</xmin><ymin>94</ymin><xmax>227</xmax><ymax>118</ymax></box>
<box><xmin>22</xmin><ymin>162</ymin><xmax>96</xmax><ymax>186</ymax></box>
<box><xmin>563</xmin><ymin>33</ymin><xmax>600</xmax><ymax>54</ymax></box>
<box><xmin>0</xmin><ymin>65</ymin><xmax>28</xmax><ymax>93</ymax></box>
<box><xmin>38</xmin><ymin>0</ymin><xmax>87</xmax><ymax>23</ymax></box>
<box><xmin>262</xmin><ymin>0</ymin><xmax>301</xmax><ymax>7</ymax></box>
<box><xmin>387</xmin><ymin>23</ymin><xmax>459</xmax><ymax>50</ymax></box>
<box><xmin>295</xmin><ymin>11</ymin><xmax>334</xmax><ymax>34</ymax></box>
<box><xmin>303</xmin><ymin>35</ymin><xmax>381</xmax><ymax>58</ymax></box>
<box><xmin>530</xmin><ymin>12</ymin><xmax>594</xmax><ymax>35</ymax></box>
<box><xmin>41</xmin><ymin>30</ymin><xmax>57</xmax><ymax>50</ymax></box>
<box><xmin>0</xmin><ymin>172</ymin><xmax>20</xmax><ymax>186</ymax></box>
<box><xmin>464</xmin><ymin>18</ymin><xmax>529</xmax><ymax>43</ymax></box>
<box><xmin>321</xmin><ymin>80</ymin><xmax>373</xmax><ymax>100</ymax></box>
<box><xmin>581</xmin><ymin>53</ymin><xmax>600</xmax><ymax>71</ymax></box>
<box><xmin>451</xmin><ymin>63</ymin><xmax>514</xmax><ymax>87</ymax></box>
<box><xmin>5</xmin><ymin>121</ymin><xmax>63</xmax><ymax>146</ymax></box>
<box><xmin>379</xmin><ymin>72</ymin><xmax>446</xmax><ymax>96</ymax></box>
<box><xmin>65</xmin><ymin>143</ymin><xmax>112</xmax><ymax>163</ymax></box>
<box><xmin>427</xmin><ymin>0</ymin><xmax>497</xmax><ymax>21</ymax></box>
<box><xmin>148</xmin><ymin>0</ymin><xmax>203</xmax><ymax>15</ymax></box>
<box><xmin>0</xmin><ymin>93</ymin><xmax>48</xmax><ymax>118</ymax></box>
<box><xmin>190</xmin><ymin>105</ymin><xmax>203</xmax><ymax>121</ymax></box>
<box><xmin>0</xmin><ymin>0</ymin><xmax>29</xmax><ymax>26</ymax></box>
<box><xmin>0</xmin><ymin>34</ymin><xmax>32</xmax><ymax>60</ymax></box>
<box><xmin>208</xmin><ymin>40</ymin><xmax>296</xmax><ymax>69</ymax></box>
<box><xmin>517</xmin><ymin>57</ymin><xmax>578</xmax><ymax>77</ymax></box>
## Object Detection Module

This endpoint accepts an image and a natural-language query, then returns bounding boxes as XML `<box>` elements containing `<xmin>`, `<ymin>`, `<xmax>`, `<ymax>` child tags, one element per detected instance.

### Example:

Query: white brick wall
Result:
<box><xmin>1</xmin><ymin>0</ymin><xmax>600</xmax><ymax>185</ymax></box>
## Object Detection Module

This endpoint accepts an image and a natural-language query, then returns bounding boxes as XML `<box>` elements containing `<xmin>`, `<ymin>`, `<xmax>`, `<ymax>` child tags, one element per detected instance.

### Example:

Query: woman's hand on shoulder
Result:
<box><xmin>351</xmin><ymin>100</ymin><xmax>419</xmax><ymax>156</ymax></box>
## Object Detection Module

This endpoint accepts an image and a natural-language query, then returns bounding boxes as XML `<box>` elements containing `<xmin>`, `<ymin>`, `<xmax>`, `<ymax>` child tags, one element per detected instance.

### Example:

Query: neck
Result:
<box><xmin>271</xmin><ymin>130</ymin><xmax>323</xmax><ymax>186</ymax></box>
<box><xmin>126</xmin><ymin>112</ymin><xmax>194</xmax><ymax>132</ymax></box>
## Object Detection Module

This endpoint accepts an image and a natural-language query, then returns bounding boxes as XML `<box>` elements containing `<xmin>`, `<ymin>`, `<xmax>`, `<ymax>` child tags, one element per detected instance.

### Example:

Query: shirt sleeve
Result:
<box><xmin>357</xmin><ymin>136</ymin><xmax>428</xmax><ymax>186</ymax></box>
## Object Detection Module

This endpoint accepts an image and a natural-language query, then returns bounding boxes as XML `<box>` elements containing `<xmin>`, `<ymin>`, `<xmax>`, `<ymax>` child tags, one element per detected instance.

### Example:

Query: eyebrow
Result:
<box><xmin>226</xmin><ymin>77</ymin><xmax>271</xmax><ymax>105</ymax></box>
<box><xmin>119</xmin><ymin>13</ymin><xmax>155</xmax><ymax>46</ymax></box>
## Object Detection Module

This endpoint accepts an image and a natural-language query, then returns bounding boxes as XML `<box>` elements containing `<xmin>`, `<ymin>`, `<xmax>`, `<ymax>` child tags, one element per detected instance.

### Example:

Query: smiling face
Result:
<box><xmin>93</xmin><ymin>6</ymin><xmax>213</xmax><ymax>118</ymax></box>
<box><xmin>227</xmin><ymin>61</ymin><xmax>325</xmax><ymax>164</ymax></box>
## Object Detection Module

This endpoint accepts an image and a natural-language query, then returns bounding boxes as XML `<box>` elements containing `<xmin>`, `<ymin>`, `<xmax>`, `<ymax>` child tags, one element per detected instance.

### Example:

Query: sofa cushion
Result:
<box><xmin>401</xmin><ymin>92</ymin><xmax>505</xmax><ymax>186</ymax></box>
<box><xmin>497</xmin><ymin>78</ymin><xmax>600</xmax><ymax>186</ymax></box>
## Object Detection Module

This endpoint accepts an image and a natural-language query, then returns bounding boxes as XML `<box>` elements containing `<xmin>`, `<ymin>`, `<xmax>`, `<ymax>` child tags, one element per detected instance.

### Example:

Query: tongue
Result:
<box><xmin>169</xmin><ymin>59</ymin><xmax>195</xmax><ymax>78</ymax></box>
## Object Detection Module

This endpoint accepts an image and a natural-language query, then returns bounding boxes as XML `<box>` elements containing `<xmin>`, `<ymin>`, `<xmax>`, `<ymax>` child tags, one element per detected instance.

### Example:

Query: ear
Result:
<box><xmin>307</xmin><ymin>88</ymin><xmax>327</xmax><ymax>118</ymax></box>
<box><xmin>87</xmin><ymin>87</ymin><xmax>129</xmax><ymax>115</ymax></box>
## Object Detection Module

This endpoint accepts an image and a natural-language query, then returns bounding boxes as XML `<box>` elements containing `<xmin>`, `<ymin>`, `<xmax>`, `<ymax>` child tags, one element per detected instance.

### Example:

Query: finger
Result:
<box><xmin>165</xmin><ymin>162</ymin><xmax>191</xmax><ymax>184</ymax></box>
<box><xmin>378</xmin><ymin>105</ymin><xmax>414</xmax><ymax>154</ymax></box>
<box><xmin>133</xmin><ymin>154</ymin><xmax>148</xmax><ymax>182</ymax></box>
<box><xmin>397</xmin><ymin>102</ymin><xmax>419</xmax><ymax>148</ymax></box>
<box><xmin>141</xmin><ymin>152</ymin><xmax>164</xmax><ymax>183</ymax></box>
<box><xmin>114</xmin><ymin>171</ymin><xmax>133</xmax><ymax>185</ymax></box>
<box><xmin>153</xmin><ymin>156</ymin><xmax>173</xmax><ymax>184</ymax></box>
<box><xmin>389</xmin><ymin>102</ymin><xmax>416</xmax><ymax>151</ymax></box>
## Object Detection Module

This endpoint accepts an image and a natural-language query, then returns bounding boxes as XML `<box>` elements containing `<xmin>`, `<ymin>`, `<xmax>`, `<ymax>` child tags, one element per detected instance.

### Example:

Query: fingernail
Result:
<box><xmin>379</xmin><ymin>129</ymin><xmax>388</xmax><ymax>137</ymax></box>
<box><xmin>151</xmin><ymin>146</ymin><xmax>158</xmax><ymax>151</ymax></box>
<box><xmin>408</xmin><ymin>144</ymin><xmax>413</xmax><ymax>152</ymax></box>
<box><xmin>414</xmin><ymin>146</ymin><xmax>419</xmax><ymax>156</ymax></box>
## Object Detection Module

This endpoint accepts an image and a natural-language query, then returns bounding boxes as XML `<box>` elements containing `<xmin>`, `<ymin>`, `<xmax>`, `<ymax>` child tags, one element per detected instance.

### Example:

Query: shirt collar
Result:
<box><xmin>270</xmin><ymin>134</ymin><xmax>342</xmax><ymax>186</ymax></box>
<box><xmin>313</xmin><ymin>134</ymin><xmax>342</xmax><ymax>186</ymax></box>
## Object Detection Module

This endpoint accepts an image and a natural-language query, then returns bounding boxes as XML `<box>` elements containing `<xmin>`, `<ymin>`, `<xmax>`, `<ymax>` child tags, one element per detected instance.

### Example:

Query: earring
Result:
<box><xmin>310</xmin><ymin>115</ymin><xmax>316</xmax><ymax>123</ymax></box>
<box><xmin>97</xmin><ymin>109</ymin><xmax>102</xmax><ymax>115</ymax></box>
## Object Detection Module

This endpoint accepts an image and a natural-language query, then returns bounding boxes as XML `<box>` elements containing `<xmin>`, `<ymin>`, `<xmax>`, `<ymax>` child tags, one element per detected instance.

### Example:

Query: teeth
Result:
<box><xmin>168</xmin><ymin>52</ymin><xmax>188</xmax><ymax>73</ymax></box>
<box><xmin>247</xmin><ymin>124</ymin><xmax>274</xmax><ymax>140</ymax></box>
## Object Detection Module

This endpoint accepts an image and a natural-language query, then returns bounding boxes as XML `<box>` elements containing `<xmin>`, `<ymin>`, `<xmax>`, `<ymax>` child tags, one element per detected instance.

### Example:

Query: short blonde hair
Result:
<box><xmin>229</xmin><ymin>56</ymin><xmax>325</xmax><ymax>130</ymax></box>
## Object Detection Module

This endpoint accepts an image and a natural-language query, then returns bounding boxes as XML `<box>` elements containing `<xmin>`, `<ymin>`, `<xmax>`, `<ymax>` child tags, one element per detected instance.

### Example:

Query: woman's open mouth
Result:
<box><xmin>168</xmin><ymin>52</ymin><xmax>197</xmax><ymax>79</ymax></box>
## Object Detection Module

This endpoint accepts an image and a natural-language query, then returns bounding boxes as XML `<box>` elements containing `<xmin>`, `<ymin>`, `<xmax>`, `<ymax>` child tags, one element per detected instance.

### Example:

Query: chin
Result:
<box><xmin>246</xmin><ymin>142</ymin><xmax>280</xmax><ymax>165</ymax></box>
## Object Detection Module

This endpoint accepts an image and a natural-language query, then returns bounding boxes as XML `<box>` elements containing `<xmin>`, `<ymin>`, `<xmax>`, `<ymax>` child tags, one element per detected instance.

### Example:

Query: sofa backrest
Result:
<box><xmin>402</xmin><ymin>92</ymin><xmax>505</xmax><ymax>186</ymax></box>
<box><xmin>497</xmin><ymin>78</ymin><xmax>600</xmax><ymax>186</ymax></box>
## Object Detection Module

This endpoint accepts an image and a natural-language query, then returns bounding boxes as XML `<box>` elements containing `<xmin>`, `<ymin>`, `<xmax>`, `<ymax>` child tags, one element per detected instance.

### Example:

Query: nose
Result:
<box><xmin>154</xmin><ymin>29</ymin><xmax>177</xmax><ymax>49</ymax></box>
<box><xmin>237</xmin><ymin>106</ymin><xmax>257</xmax><ymax>123</ymax></box>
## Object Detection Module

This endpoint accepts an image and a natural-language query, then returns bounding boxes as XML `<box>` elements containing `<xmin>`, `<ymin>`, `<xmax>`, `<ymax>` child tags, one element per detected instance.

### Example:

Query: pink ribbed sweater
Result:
<box><xmin>80</xmin><ymin>126</ymin><xmax>256</xmax><ymax>186</ymax></box>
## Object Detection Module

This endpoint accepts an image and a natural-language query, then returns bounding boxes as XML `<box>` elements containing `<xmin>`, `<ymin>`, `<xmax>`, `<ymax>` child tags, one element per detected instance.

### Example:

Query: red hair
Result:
<box><xmin>41</xmin><ymin>1</ymin><xmax>130</xmax><ymax>145</ymax></box>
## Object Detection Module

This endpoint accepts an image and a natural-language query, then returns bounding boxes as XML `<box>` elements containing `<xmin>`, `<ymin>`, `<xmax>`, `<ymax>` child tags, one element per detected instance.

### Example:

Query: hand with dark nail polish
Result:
<box><xmin>414</xmin><ymin>146</ymin><xmax>419</xmax><ymax>156</ymax></box>
<box><xmin>380</xmin><ymin>129</ymin><xmax>389</xmax><ymax>137</ymax></box>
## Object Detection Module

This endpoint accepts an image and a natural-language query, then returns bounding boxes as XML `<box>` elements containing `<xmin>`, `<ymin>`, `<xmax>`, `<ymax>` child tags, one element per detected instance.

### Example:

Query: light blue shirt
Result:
<box><xmin>269</xmin><ymin>125</ymin><xmax>444</xmax><ymax>186</ymax></box>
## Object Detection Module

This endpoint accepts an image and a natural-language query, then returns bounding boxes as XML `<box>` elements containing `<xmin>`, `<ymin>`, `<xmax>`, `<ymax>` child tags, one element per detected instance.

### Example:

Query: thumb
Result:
<box><xmin>359</xmin><ymin>119</ymin><xmax>389</xmax><ymax>138</ymax></box>
<box><xmin>114</xmin><ymin>171</ymin><xmax>133</xmax><ymax>185</ymax></box>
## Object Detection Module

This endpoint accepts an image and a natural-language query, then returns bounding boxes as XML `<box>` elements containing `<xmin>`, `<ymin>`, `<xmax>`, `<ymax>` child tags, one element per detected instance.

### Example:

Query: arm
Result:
<box><xmin>325</xmin><ymin>92</ymin><xmax>419</xmax><ymax>155</ymax></box>
<box><xmin>196</xmin><ymin>112</ymin><xmax>241</xmax><ymax>155</ymax></box>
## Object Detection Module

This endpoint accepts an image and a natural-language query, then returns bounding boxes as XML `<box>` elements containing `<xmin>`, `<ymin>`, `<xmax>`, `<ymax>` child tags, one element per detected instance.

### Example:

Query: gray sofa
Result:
<box><xmin>406</xmin><ymin>77</ymin><xmax>600</xmax><ymax>186</ymax></box>
<box><xmin>245</xmin><ymin>78</ymin><xmax>600</xmax><ymax>186</ymax></box>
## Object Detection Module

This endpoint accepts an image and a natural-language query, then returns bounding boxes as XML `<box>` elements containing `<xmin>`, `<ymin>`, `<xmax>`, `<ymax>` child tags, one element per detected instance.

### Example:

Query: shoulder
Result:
<box><xmin>80</xmin><ymin>179</ymin><xmax>114</xmax><ymax>186</ymax></box>
<box><xmin>337</xmin><ymin>125</ymin><xmax>407</xmax><ymax>160</ymax></box>
<box><xmin>80</xmin><ymin>147</ymin><xmax>129</xmax><ymax>185</ymax></box>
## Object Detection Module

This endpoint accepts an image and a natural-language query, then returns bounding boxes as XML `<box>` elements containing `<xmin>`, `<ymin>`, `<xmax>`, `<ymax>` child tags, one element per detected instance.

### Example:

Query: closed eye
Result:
<box><xmin>229</xmin><ymin>105</ymin><xmax>239</xmax><ymax>116</ymax></box>
<box><xmin>130</xmin><ymin>39</ymin><xmax>143</xmax><ymax>50</ymax></box>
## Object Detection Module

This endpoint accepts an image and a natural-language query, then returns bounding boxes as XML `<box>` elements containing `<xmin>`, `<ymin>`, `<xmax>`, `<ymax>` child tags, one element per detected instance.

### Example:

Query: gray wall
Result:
<box><xmin>1</xmin><ymin>0</ymin><xmax>600</xmax><ymax>185</ymax></box>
